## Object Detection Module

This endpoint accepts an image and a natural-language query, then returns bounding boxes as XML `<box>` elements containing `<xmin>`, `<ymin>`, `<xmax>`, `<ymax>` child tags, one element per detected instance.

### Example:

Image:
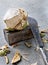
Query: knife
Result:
<box><xmin>28</xmin><ymin>17</ymin><xmax>48</xmax><ymax>65</ymax></box>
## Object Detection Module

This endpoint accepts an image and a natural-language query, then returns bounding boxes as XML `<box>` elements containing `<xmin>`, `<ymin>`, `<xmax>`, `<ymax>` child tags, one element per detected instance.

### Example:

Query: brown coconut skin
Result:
<box><xmin>3</xmin><ymin>26</ymin><xmax>33</xmax><ymax>45</ymax></box>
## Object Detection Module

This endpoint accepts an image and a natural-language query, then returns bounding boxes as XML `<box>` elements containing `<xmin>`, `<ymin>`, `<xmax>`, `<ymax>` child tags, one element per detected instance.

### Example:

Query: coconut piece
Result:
<box><xmin>0</xmin><ymin>50</ymin><xmax>6</xmax><ymax>56</ymax></box>
<box><xmin>42</xmin><ymin>39</ymin><xmax>48</xmax><ymax>43</ymax></box>
<box><xmin>0</xmin><ymin>49</ymin><xmax>10</xmax><ymax>56</ymax></box>
<box><xmin>41</xmin><ymin>29</ymin><xmax>48</xmax><ymax>33</ymax></box>
<box><xmin>40</xmin><ymin>32</ymin><xmax>45</xmax><ymax>38</ymax></box>
<box><xmin>11</xmin><ymin>52</ymin><xmax>21</xmax><ymax>64</ymax></box>
<box><xmin>31</xmin><ymin>62</ymin><xmax>37</xmax><ymax>65</ymax></box>
<box><xmin>1</xmin><ymin>45</ymin><xmax>9</xmax><ymax>50</ymax></box>
<box><xmin>24</xmin><ymin>41</ymin><xmax>32</xmax><ymax>48</ymax></box>
<box><xmin>0</xmin><ymin>45</ymin><xmax>10</xmax><ymax>56</ymax></box>
<box><xmin>4</xmin><ymin>56</ymin><xmax>9</xmax><ymax>64</ymax></box>
<box><xmin>3</xmin><ymin>8</ymin><xmax>28</xmax><ymax>30</ymax></box>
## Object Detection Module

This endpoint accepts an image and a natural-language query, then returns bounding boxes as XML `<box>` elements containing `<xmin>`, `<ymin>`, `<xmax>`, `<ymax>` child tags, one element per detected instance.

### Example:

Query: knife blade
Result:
<box><xmin>39</xmin><ymin>48</ymin><xmax>48</xmax><ymax>65</ymax></box>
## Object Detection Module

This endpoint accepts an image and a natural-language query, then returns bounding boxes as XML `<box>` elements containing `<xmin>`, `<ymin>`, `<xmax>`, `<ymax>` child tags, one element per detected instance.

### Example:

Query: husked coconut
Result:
<box><xmin>3</xmin><ymin>8</ymin><xmax>28</xmax><ymax>30</ymax></box>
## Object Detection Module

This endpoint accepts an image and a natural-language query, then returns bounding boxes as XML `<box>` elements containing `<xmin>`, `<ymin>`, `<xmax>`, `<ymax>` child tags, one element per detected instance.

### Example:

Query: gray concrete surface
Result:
<box><xmin>0</xmin><ymin>0</ymin><xmax>48</xmax><ymax>65</ymax></box>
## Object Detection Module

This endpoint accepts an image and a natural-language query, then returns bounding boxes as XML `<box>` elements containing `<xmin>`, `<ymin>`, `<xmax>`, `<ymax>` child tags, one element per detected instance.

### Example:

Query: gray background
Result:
<box><xmin>0</xmin><ymin>0</ymin><xmax>48</xmax><ymax>65</ymax></box>
<box><xmin>0</xmin><ymin>0</ymin><xmax>48</xmax><ymax>45</ymax></box>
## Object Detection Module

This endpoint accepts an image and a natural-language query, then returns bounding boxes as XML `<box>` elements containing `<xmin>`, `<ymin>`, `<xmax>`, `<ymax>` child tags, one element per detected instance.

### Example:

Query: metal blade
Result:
<box><xmin>39</xmin><ymin>48</ymin><xmax>48</xmax><ymax>65</ymax></box>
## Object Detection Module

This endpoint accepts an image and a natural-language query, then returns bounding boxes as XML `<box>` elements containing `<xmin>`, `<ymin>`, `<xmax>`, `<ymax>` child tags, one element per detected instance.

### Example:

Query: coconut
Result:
<box><xmin>3</xmin><ymin>8</ymin><xmax>28</xmax><ymax>30</ymax></box>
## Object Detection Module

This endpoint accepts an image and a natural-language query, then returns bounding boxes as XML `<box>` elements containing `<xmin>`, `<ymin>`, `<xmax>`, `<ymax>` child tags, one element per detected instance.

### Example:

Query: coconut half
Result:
<box><xmin>3</xmin><ymin>8</ymin><xmax>28</xmax><ymax>30</ymax></box>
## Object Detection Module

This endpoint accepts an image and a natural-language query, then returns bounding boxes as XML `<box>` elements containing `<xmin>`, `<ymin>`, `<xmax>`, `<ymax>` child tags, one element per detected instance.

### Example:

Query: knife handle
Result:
<box><xmin>34</xmin><ymin>28</ymin><xmax>44</xmax><ymax>48</ymax></box>
<box><xmin>28</xmin><ymin>17</ymin><xmax>44</xmax><ymax>48</ymax></box>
